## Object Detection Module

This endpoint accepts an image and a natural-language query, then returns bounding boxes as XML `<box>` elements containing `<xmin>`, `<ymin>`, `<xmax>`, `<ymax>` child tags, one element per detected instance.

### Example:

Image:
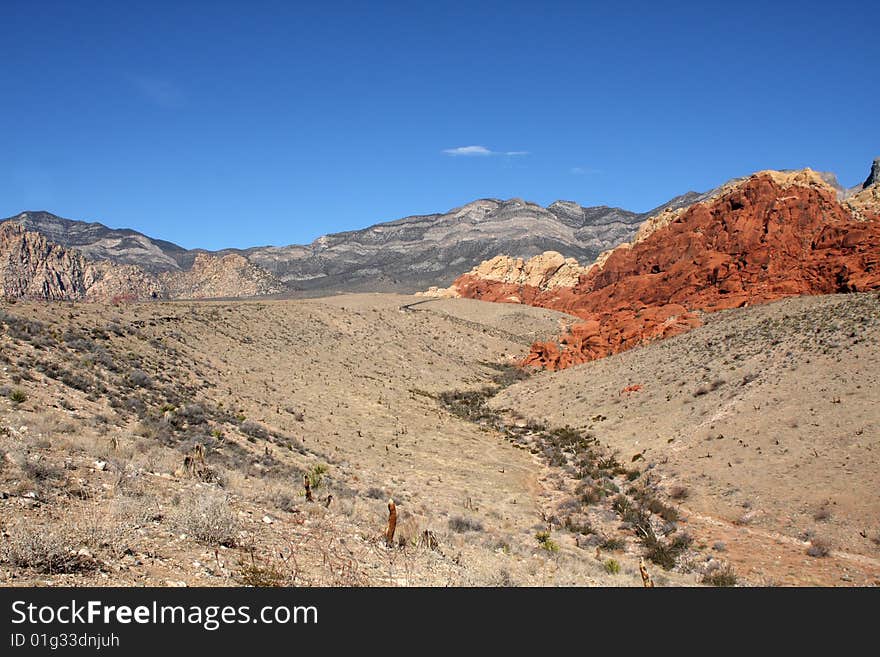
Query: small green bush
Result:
<box><xmin>535</xmin><ymin>531</ymin><xmax>559</xmax><ymax>553</ymax></box>
<box><xmin>603</xmin><ymin>558</ymin><xmax>621</xmax><ymax>574</ymax></box>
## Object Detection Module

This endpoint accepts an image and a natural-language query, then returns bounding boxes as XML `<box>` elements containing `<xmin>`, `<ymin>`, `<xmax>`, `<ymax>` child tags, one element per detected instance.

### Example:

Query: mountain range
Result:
<box><xmin>1</xmin><ymin>158</ymin><xmax>877</xmax><ymax>301</ymax></box>
<box><xmin>0</xmin><ymin>194</ymin><xmax>700</xmax><ymax>300</ymax></box>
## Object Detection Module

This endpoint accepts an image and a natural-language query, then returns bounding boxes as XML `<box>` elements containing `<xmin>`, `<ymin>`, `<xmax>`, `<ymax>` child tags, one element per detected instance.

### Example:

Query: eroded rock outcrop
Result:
<box><xmin>0</xmin><ymin>222</ymin><xmax>282</xmax><ymax>301</ymax></box>
<box><xmin>160</xmin><ymin>252</ymin><xmax>283</xmax><ymax>299</ymax></box>
<box><xmin>445</xmin><ymin>164</ymin><xmax>880</xmax><ymax>369</ymax></box>
<box><xmin>0</xmin><ymin>222</ymin><xmax>95</xmax><ymax>300</ymax></box>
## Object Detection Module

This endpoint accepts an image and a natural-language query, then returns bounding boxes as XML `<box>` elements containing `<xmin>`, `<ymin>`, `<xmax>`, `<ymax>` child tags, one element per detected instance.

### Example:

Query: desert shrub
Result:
<box><xmin>1</xmin><ymin>524</ymin><xmax>95</xmax><ymax>574</ymax></box>
<box><xmin>175</xmin><ymin>495</ymin><xmax>239</xmax><ymax>546</ymax></box>
<box><xmin>274</xmin><ymin>493</ymin><xmax>299</xmax><ymax>513</ymax></box>
<box><xmin>646</xmin><ymin>497</ymin><xmax>680</xmax><ymax>522</ymax></box>
<box><xmin>307</xmin><ymin>464</ymin><xmax>328</xmax><ymax>489</ymax></box>
<box><xmin>535</xmin><ymin>530</ymin><xmax>559</xmax><ymax>553</ymax></box>
<box><xmin>644</xmin><ymin>537</ymin><xmax>677</xmax><ymax>569</ymax></box>
<box><xmin>669</xmin><ymin>485</ymin><xmax>690</xmax><ymax>500</ymax></box>
<box><xmin>448</xmin><ymin>516</ymin><xmax>484</xmax><ymax>533</ymax></box>
<box><xmin>126</xmin><ymin>369</ymin><xmax>152</xmax><ymax>388</ymax></box>
<box><xmin>9</xmin><ymin>388</ymin><xmax>27</xmax><ymax>404</ymax></box>
<box><xmin>486</xmin><ymin>362</ymin><xmax>531</xmax><ymax>388</ymax></box>
<box><xmin>641</xmin><ymin>527</ymin><xmax>690</xmax><ymax>570</ymax></box>
<box><xmin>60</xmin><ymin>370</ymin><xmax>93</xmax><ymax>392</ymax></box>
<box><xmin>19</xmin><ymin>456</ymin><xmax>64</xmax><ymax>485</ymax></box>
<box><xmin>670</xmin><ymin>532</ymin><xmax>693</xmax><ymax>551</ymax></box>
<box><xmin>563</xmin><ymin>517</ymin><xmax>593</xmax><ymax>535</ymax></box>
<box><xmin>701</xmin><ymin>562</ymin><xmax>737</xmax><ymax>587</ymax></box>
<box><xmin>807</xmin><ymin>537</ymin><xmax>831</xmax><ymax>558</ymax></box>
<box><xmin>364</xmin><ymin>486</ymin><xmax>385</xmax><ymax>499</ymax></box>
<box><xmin>600</xmin><ymin>536</ymin><xmax>626</xmax><ymax>551</ymax></box>
<box><xmin>176</xmin><ymin>403</ymin><xmax>206</xmax><ymax>425</ymax></box>
<box><xmin>603</xmin><ymin>558</ymin><xmax>621</xmax><ymax>574</ymax></box>
<box><xmin>580</xmin><ymin>485</ymin><xmax>606</xmax><ymax>505</ymax></box>
<box><xmin>813</xmin><ymin>505</ymin><xmax>832</xmax><ymax>522</ymax></box>
<box><xmin>235</xmin><ymin>550</ymin><xmax>289</xmax><ymax>587</ymax></box>
<box><xmin>240</xmin><ymin>420</ymin><xmax>268</xmax><ymax>440</ymax></box>
<box><xmin>612</xmin><ymin>494</ymin><xmax>631</xmax><ymax>515</ymax></box>
<box><xmin>237</xmin><ymin>562</ymin><xmax>287</xmax><ymax>587</ymax></box>
<box><xmin>493</xmin><ymin>569</ymin><xmax>516</xmax><ymax>587</ymax></box>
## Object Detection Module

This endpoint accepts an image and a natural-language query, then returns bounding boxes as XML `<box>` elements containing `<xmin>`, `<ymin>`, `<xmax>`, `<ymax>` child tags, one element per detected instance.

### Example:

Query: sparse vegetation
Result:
<box><xmin>600</xmin><ymin>536</ymin><xmax>626</xmax><ymax>551</ymax></box>
<box><xmin>0</xmin><ymin>290</ymin><xmax>875</xmax><ymax>587</ymax></box>
<box><xmin>175</xmin><ymin>495</ymin><xmax>239</xmax><ymax>547</ymax></box>
<box><xmin>126</xmin><ymin>369</ymin><xmax>152</xmax><ymax>388</ymax></box>
<box><xmin>669</xmin><ymin>485</ymin><xmax>690</xmax><ymax>500</ymax></box>
<box><xmin>448</xmin><ymin>516</ymin><xmax>484</xmax><ymax>533</ymax></box>
<box><xmin>364</xmin><ymin>486</ymin><xmax>385</xmax><ymax>499</ymax></box>
<box><xmin>701</xmin><ymin>562</ymin><xmax>737</xmax><ymax>586</ymax></box>
<box><xmin>813</xmin><ymin>504</ymin><xmax>832</xmax><ymax>522</ymax></box>
<box><xmin>9</xmin><ymin>388</ymin><xmax>28</xmax><ymax>404</ymax></box>
<box><xmin>307</xmin><ymin>463</ymin><xmax>328</xmax><ymax>489</ymax></box>
<box><xmin>1</xmin><ymin>524</ymin><xmax>96</xmax><ymax>574</ymax></box>
<box><xmin>535</xmin><ymin>531</ymin><xmax>559</xmax><ymax>553</ymax></box>
<box><xmin>807</xmin><ymin>537</ymin><xmax>831</xmax><ymax>558</ymax></box>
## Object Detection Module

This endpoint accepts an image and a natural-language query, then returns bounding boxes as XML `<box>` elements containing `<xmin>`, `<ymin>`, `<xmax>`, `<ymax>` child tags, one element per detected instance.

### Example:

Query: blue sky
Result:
<box><xmin>1</xmin><ymin>1</ymin><xmax>877</xmax><ymax>250</ymax></box>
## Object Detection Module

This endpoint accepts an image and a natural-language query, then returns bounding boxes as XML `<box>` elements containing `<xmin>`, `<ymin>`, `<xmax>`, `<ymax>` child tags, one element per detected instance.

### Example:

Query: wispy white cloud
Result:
<box><xmin>443</xmin><ymin>145</ymin><xmax>528</xmax><ymax>157</ymax></box>
<box><xmin>131</xmin><ymin>76</ymin><xmax>186</xmax><ymax>109</ymax></box>
<box><xmin>570</xmin><ymin>166</ymin><xmax>601</xmax><ymax>175</ymax></box>
<box><xmin>443</xmin><ymin>145</ymin><xmax>492</xmax><ymax>156</ymax></box>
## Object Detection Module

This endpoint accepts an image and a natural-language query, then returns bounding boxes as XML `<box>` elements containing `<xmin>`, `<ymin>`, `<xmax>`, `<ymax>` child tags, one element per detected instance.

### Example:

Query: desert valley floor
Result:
<box><xmin>1</xmin><ymin>292</ymin><xmax>878</xmax><ymax>586</ymax></box>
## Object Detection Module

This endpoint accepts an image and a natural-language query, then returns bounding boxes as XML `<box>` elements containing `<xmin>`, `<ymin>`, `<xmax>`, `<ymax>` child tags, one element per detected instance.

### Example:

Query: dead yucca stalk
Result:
<box><xmin>639</xmin><ymin>558</ymin><xmax>654</xmax><ymax>588</ymax></box>
<box><xmin>304</xmin><ymin>475</ymin><xmax>314</xmax><ymax>502</ymax></box>
<box><xmin>385</xmin><ymin>498</ymin><xmax>397</xmax><ymax>547</ymax></box>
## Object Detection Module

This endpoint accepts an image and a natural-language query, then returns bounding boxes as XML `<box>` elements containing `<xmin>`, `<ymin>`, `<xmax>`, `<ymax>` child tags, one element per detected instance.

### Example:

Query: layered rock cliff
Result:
<box><xmin>0</xmin><ymin>222</ymin><xmax>282</xmax><ymax>301</ymax></box>
<box><xmin>441</xmin><ymin>162</ymin><xmax>880</xmax><ymax>369</ymax></box>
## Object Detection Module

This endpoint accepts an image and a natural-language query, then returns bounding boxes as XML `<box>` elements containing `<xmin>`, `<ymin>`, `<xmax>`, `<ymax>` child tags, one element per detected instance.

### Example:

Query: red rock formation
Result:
<box><xmin>448</xmin><ymin>171</ymin><xmax>880</xmax><ymax>369</ymax></box>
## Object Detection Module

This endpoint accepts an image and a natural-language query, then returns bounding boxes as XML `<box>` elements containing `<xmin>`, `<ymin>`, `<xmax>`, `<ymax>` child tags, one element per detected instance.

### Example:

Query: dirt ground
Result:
<box><xmin>1</xmin><ymin>292</ymin><xmax>876</xmax><ymax>586</ymax></box>
<box><xmin>492</xmin><ymin>292</ymin><xmax>880</xmax><ymax>586</ymax></box>
<box><xmin>0</xmin><ymin>294</ymin><xmax>696</xmax><ymax>587</ymax></box>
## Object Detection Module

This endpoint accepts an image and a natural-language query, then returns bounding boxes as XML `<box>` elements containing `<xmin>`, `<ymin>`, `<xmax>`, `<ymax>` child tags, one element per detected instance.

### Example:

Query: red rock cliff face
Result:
<box><xmin>449</xmin><ymin>172</ymin><xmax>880</xmax><ymax>369</ymax></box>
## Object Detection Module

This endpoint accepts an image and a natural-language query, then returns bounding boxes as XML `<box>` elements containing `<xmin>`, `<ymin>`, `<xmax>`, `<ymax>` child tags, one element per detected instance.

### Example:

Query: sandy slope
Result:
<box><xmin>2</xmin><ymin>292</ymin><xmax>875</xmax><ymax>586</ymax></box>
<box><xmin>1</xmin><ymin>294</ymin><xmax>696</xmax><ymax>586</ymax></box>
<box><xmin>492</xmin><ymin>292</ymin><xmax>880</xmax><ymax>585</ymax></box>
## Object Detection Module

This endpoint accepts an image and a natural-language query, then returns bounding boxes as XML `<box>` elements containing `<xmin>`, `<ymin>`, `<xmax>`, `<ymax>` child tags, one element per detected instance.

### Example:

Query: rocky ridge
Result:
<box><xmin>0</xmin><ymin>222</ymin><xmax>282</xmax><ymax>301</ymax></box>
<box><xmin>2</xmin><ymin>198</ymin><xmax>660</xmax><ymax>297</ymax></box>
<box><xmin>437</xmin><ymin>161</ymin><xmax>880</xmax><ymax>369</ymax></box>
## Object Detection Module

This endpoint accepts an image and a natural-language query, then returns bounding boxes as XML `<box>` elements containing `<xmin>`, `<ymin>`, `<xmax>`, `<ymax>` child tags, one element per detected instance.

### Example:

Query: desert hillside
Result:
<box><xmin>492</xmin><ymin>292</ymin><xmax>880</xmax><ymax>585</ymax></box>
<box><xmin>1</xmin><ymin>292</ymin><xmax>877</xmax><ymax>586</ymax></box>
<box><xmin>1</xmin><ymin>294</ymin><xmax>701</xmax><ymax>587</ymax></box>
